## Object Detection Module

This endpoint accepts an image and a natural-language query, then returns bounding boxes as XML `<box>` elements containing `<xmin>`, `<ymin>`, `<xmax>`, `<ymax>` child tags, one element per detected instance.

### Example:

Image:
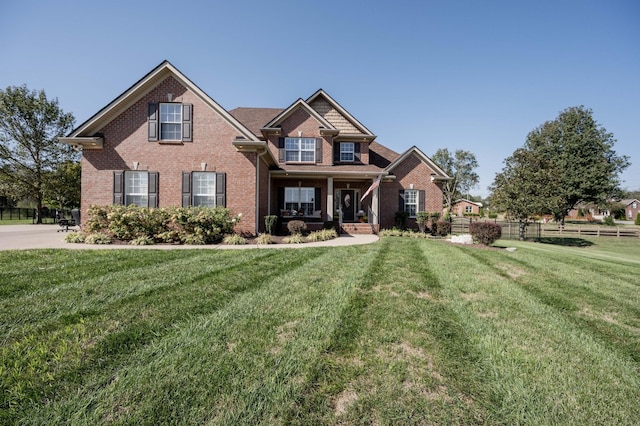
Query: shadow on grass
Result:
<box><xmin>537</xmin><ymin>237</ymin><xmax>595</xmax><ymax>247</ymax></box>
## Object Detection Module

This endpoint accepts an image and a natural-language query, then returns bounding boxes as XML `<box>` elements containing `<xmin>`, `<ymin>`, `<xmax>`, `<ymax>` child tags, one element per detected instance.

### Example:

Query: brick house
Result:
<box><xmin>451</xmin><ymin>198</ymin><xmax>483</xmax><ymax>216</ymax></box>
<box><xmin>621</xmin><ymin>199</ymin><xmax>639</xmax><ymax>221</ymax></box>
<box><xmin>60</xmin><ymin>61</ymin><xmax>449</xmax><ymax>235</ymax></box>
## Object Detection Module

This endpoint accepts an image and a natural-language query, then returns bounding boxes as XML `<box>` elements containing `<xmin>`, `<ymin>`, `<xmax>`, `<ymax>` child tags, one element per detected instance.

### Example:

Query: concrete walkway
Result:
<box><xmin>0</xmin><ymin>224</ymin><xmax>379</xmax><ymax>251</ymax></box>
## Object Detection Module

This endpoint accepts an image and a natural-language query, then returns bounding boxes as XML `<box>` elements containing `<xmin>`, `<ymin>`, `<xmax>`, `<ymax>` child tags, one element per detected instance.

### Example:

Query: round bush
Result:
<box><xmin>469</xmin><ymin>222</ymin><xmax>502</xmax><ymax>245</ymax></box>
<box><xmin>432</xmin><ymin>220</ymin><xmax>451</xmax><ymax>237</ymax></box>
<box><xmin>287</xmin><ymin>220</ymin><xmax>307</xmax><ymax>235</ymax></box>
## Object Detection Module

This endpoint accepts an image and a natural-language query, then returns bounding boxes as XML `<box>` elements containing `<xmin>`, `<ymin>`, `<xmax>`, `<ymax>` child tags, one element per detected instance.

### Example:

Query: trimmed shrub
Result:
<box><xmin>636</xmin><ymin>213</ymin><xmax>640</xmax><ymax>225</ymax></box>
<box><xmin>283</xmin><ymin>234</ymin><xmax>305</xmax><ymax>244</ymax></box>
<box><xmin>85</xmin><ymin>233</ymin><xmax>112</xmax><ymax>245</ymax></box>
<box><xmin>416</xmin><ymin>211</ymin><xmax>429</xmax><ymax>233</ymax></box>
<box><xmin>256</xmin><ymin>233</ymin><xmax>273</xmax><ymax>245</ymax></box>
<box><xmin>264</xmin><ymin>215</ymin><xmax>278</xmax><ymax>235</ymax></box>
<box><xmin>395</xmin><ymin>211</ymin><xmax>409</xmax><ymax>229</ymax></box>
<box><xmin>432</xmin><ymin>220</ymin><xmax>451</xmax><ymax>237</ymax></box>
<box><xmin>130</xmin><ymin>236</ymin><xmax>154</xmax><ymax>246</ymax></box>
<box><xmin>64</xmin><ymin>232</ymin><xmax>86</xmax><ymax>243</ymax></box>
<box><xmin>602</xmin><ymin>216</ymin><xmax>615</xmax><ymax>226</ymax></box>
<box><xmin>223</xmin><ymin>234</ymin><xmax>246</xmax><ymax>245</ymax></box>
<box><xmin>469</xmin><ymin>222</ymin><xmax>502</xmax><ymax>245</ymax></box>
<box><xmin>83</xmin><ymin>205</ymin><xmax>239</xmax><ymax>244</ymax></box>
<box><xmin>287</xmin><ymin>220</ymin><xmax>307</xmax><ymax>235</ymax></box>
<box><xmin>306</xmin><ymin>229</ymin><xmax>338</xmax><ymax>242</ymax></box>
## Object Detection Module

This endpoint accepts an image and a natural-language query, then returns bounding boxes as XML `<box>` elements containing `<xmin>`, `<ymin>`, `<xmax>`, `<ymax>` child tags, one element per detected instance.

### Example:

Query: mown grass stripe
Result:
<box><xmin>19</xmin><ymin>246</ymin><xmax>381</xmax><ymax>424</ymax></box>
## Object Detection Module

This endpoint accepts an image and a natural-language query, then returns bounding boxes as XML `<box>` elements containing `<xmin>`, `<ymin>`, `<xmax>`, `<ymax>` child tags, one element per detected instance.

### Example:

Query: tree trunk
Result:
<box><xmin>518</xmin><ymin>220</ymin><xmax>527</xmax><ymax>241</ymax></box>
<box><xmin>36</xmin><ymin>200</ymin><xmax>43</xmax><ymax>224</ymax></box>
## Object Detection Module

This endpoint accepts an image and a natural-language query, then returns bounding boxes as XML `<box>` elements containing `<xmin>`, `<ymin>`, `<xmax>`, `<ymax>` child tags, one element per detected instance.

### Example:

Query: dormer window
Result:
<box><xmin>285</xmin><ymin>137</ymin><xmax>316</xmax><ymax>162</ymax></box>
<box><xmin>340</xmin><ymin>142</ymin><xmax>355</xmax><ymax>162</ymax></box>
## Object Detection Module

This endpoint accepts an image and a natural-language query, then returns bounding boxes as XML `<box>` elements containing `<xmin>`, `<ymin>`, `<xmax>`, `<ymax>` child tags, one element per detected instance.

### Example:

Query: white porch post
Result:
<box><xmin>327</xmin><ymin>177</ymin><xmax>334</xmax><ymax>221</ymax></box>
<box><xmin>372</xmin><ymin>181</ymin><xmax>380</xmax><ymax>226</ymax></box>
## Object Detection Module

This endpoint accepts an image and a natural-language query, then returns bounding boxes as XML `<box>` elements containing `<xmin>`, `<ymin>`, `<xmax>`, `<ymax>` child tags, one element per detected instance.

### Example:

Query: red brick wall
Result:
<box><xmin>266</xmin><ymin>108</ymin><xmax>333</xmax><ymax>164</ymax></box>
<box><xmin>379</xmin><ymin>153</ymin><xmax>444</xmax><ymax>229</ymax></box>
<box><xmin>453</xmin><ymin>200</ymin><xmax>480</xmax><ymax>215</ymax></box>
<box><xmin>81</xmin><ymin>75</ymin><xmax>257</xmax><ymax>234</ymax></box>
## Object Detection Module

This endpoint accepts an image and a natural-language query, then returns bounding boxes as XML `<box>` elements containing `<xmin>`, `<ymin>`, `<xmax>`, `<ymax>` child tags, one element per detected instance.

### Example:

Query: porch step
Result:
<box><xmin>340</xmin><ymin>223</ymin><xmax>378</xmax><ymax>235</ymax></box>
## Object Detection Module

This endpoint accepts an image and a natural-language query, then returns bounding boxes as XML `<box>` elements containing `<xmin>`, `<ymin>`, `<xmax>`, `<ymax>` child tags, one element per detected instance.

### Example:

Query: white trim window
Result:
<box><xmin>465</xmin><ymin>205</ymin><xmax>473</xmax><ymax>213</ymax></box>
<box><xmin>285</xmin><ymin>187</ymin><xmax>314</xmax><ymax>216</ymax></box>
<box><xmin>404</xmin><ymin>189</ymin><xmax>418</xmax><ymax>218</ymax></box>
<box><xmin>160</xmin><ymin>103</ymin><xmax>182</xmax><ymax>140</ymax></box>
<box><xmin>340</xmin><ymin>142</ymin><xmax>355</xmax><ymax>162</ymax></box>
<box><xmin>285</xmin><ymin>137</ymin><xmax>315</xmax><ymax>162</ymax></box>
<box><xmin>192</xmin><ymin>172</ymin><xmax>216</xmax><ymax>207</ymax></box>
<box><xmin>124</xmin><ymin>171</ymin><xmax>149</xmax><ymax>207</ymax></box>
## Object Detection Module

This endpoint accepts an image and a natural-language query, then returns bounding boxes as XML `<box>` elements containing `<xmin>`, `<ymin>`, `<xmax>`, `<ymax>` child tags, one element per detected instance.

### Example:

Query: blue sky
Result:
<box><xmin>2</xmin><ymin>0</ymin><xmax>638</xmax><ymax>197</ymax></box>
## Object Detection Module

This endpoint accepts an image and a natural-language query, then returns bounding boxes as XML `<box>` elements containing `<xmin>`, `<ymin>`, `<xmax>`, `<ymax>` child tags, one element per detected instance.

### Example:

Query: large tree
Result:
<box><xmin>43</xmin><ymin>161</ymin><xmax>81</xmax><ymax>210</ymax></box>
<box><xmin>0</xmin><ymin>85</ymin><xmax>77</xmax><ymax>222</ymax></box>
<box><xmin>526</xmin><ymin>106</ymin><xmax>629</xmax><ymax>224</ymax></box>
<box><xmin>490</xmin><ymin>145</ymin><xmax>560</xmax><ymax>239</ymax></box>
<box><xmin>490</xmin><ymin>106</ymin><xmax>630</xmax><ymax>236</ymax></box>
<box><xmin>431</xmin><ymin>148</ymin><xmax>479</xmax><ymax>213</ymax></box>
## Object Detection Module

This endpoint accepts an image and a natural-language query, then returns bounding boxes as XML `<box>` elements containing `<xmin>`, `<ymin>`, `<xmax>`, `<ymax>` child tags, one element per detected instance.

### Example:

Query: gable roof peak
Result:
<box><xmin>306</xmin><ymin>89</ymin><xmax>375</xmax><ymax>137</ymax></box>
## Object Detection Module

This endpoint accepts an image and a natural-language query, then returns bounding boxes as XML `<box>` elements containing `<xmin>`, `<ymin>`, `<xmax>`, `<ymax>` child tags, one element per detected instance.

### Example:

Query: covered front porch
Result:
<box><xmin>268</xmin><ymin>171</ymin><xmax>384</xmax><ymax>234</ymax></box>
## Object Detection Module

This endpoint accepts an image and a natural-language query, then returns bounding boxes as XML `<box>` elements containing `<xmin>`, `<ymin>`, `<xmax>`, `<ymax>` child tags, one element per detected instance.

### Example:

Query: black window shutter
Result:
<box><xmin>182</xmin><ymin>103</ymin><xmax>192</xmax><ymax>142</ymax></box>
<box><xmin>215</xmin><ymin>173</ymin><xmax>226</xmax><ymax>207</ymax></box>
<box><xmin>182</xmin><ymin>172</ymin><xmax>191</xmax><ymax>207</ymax></box>
<box><xmin>398</xmin><ymin>189</ymin><xmax>405</xmax><ymax>212</ymax></box>
<box><xmin>148</xmin><ymin>103</ymin><xmax>158</xmax><ymax>141</ymax></box>
<box><xmin>148</xmin><ymin>172</ymin><xmax>159</xmax><ymax>208</ymax></box>
<box><xmin>418</xmin><ymin>190</ymin><xmax>425</xmax><ymax>212</ymax></box>
<box><xmin>278</xmin><ymin>137</ymin><xmax>285</xmax><ymax>162</ymax></box>
<box><xmin>315</xmin><ymin>138</ymin><xmax>322</xmax><ymax>163</ymax></box>
<box><xmin>113</xmin><ymin>171</ymin><xmax>124</xmax><ymax>205</ymax></box>
<box><xmin>315</xmin><ymin>188</ymin><xmax>321</xmax><ymax>211</ymax></box>
<box><xmin>333</xmin><ymin>142</ymin><xmax>340</xmax><ymax>163</ymax></box>
<box><xmin>354</xmin><ymin>142</ymin><xmax>361</xmax><ymax>163</ymax></box>
<box><xmin>278</xmin><ymin>187</ymin><xmax>285</xmax><ymax>211</ymax></box>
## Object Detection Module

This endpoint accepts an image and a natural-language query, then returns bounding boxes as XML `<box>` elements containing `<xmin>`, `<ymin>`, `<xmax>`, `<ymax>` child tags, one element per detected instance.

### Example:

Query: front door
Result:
<box><xmin>341</xmin><ymin>189</ymin><xmax>355</xmax><ymax>222</ymax></box>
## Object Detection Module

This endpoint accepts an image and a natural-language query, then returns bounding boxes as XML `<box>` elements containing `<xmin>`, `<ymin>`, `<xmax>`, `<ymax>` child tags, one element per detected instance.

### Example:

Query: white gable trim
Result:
<box><xmin>65</xmin><ymin>60</ymin><xmax>258</xmax><ymax>141</ymax></box>
<box><xmin>386</xmin><ymin>146</ymin><xmax>451</xmax><ymax>180</ymax></box>
<box><xmin>262</xmin><ymin>98</ymin><xmax>335</xmax><ymax>131</ymax></box>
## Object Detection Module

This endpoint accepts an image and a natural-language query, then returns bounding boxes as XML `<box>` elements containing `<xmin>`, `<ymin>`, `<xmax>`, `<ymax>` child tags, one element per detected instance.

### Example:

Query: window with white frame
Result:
<box><xmin>160</xmin><ymin>103</ymin><xmax>182</xmax><ymax>140</ymax></box>
<box><xmin>192</xmin><ymin>172</ymin><xmax>216</xmax><ymax>207</ymax></box>
<box><xmin>285</xmin><ymin>137</ymin><xmax>315</xmax><ymax>162</ymax></box>
<box><xmin>124</xmin><ymin>171</ymin><xmax>149</xmax><ymax>207</ymax></box>
<box><xmin>340</xmin><ymin>142</ymin><xmax>355</xmax><ymax>162</ymax></box>
<box><xmin>465</xmin><ymin>205</ymin><xmax>473</xmax><ymax>213</ymax></box>
<box><xmin>285</xmin><ymin>187</ymin><xmax>314</xmax><ymax>216</ymax></box>
<box><xmin>404</xmin><ymin>189</ymin><xmax>418</xmax><ymax>218</ymax></box>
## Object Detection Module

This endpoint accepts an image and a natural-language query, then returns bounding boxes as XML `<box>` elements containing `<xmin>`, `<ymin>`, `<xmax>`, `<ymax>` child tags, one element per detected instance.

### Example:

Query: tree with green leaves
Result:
<box><xmin>525</xmin><ymin>106</ymin><xmax>629</xmax><ymax>224</ymax></box>
<box><xmin>43</xmin><ymin>161</ymin><xmax>81</xmax><ymax>210</ymax></box>
<box><xmin>0</xmin><ymin>85</ymin><xmax>77</xmax><ymax>222</ymax></box>
<box><xmin>491</xmin><ymin>106</ymin><xmax>630</xmax><ymax>238</ymax></box>
<box><xmin>431</xmin><ymin>148</ymin><xmax>479</xmax><ymax>214</ymax></box>
<box><xmin>490</xmin><ymin>145</ymin><xmax>560</xmax><ymax>239</ymax></box>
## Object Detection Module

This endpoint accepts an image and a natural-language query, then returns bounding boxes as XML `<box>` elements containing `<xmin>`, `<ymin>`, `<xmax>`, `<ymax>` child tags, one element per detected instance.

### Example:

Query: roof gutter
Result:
<box><xmin>58</xmin><ymin>136</ymin><xmax>104</xmax><ymax>150</ymax></box>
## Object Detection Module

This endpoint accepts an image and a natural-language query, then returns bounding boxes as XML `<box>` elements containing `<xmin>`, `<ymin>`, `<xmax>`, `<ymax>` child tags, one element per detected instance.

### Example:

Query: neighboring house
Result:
<box><xmin>621</xmin><ymin>199</ymin><xmax>640</xmax><ymax>221</ymax></box>
<box><xmin>451</xmin><ymin>199</ymin><xmax>483</xmax><ymax>216</ymax></box>
<box><xmin>60</xmin><ymin>61</ymin><xmax>450</xmax><ymax>235</ymax></box>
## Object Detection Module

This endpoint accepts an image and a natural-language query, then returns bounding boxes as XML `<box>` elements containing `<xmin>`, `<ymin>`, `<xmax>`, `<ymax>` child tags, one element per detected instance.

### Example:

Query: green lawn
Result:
<box><xmin>1</xmin><ymin>237</ymin><xmax>639</xmax><ymax>424</ymax></box>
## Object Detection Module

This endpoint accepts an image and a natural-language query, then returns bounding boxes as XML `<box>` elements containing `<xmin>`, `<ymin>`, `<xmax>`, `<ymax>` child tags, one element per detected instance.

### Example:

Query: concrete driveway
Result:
<box><xmin>0</xmin><ymin>224</ymin><xmax>378</xmax><ymax>251</ymax></box>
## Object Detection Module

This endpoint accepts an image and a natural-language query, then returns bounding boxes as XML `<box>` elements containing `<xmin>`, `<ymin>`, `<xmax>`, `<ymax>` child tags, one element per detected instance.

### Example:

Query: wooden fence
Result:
<box><xmin>450</xmin><ymin>217</ymin><xmax>639</xmax><ymax>240</ymax></box>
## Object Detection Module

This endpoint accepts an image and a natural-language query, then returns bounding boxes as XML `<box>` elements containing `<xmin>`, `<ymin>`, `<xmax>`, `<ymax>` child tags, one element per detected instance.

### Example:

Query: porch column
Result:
<box><xmin>327</xmin><ymin>177</ymin><xmax>334</xmax><ymax>221</ymax></box>
<box><xmin>372</xmin><ymin>182</ymin><xmax>380</xmax><ymax>226</ymax></box>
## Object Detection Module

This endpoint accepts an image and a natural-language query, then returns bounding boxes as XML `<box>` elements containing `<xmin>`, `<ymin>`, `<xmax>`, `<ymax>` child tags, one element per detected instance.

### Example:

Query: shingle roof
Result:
<box><xmin>229</xmin><ymin>107</ymin><xmax>284</xmax><ymax>138</ymax></box>
<box><xmin>368</xmin><ymin>141</ymin><xmax>399</xmax><ymax>168</ymax></box>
